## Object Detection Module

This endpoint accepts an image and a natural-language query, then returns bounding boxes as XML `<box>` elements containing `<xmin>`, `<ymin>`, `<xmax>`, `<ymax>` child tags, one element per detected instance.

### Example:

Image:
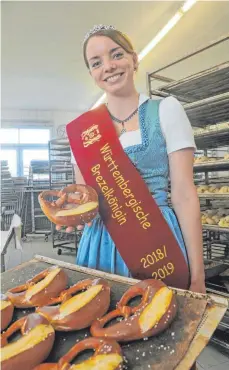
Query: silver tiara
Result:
<box><xmin>83</xmin><ymin>24</ymin><xmax>117</xmax><ymax>45</ymax></box>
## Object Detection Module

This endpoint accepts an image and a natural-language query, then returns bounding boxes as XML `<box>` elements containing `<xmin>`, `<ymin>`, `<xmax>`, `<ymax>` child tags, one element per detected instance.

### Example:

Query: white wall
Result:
<box><xmin>1</xmin><ymin>108</ymin><xmax>82</xmax><ymax>139</ymax></box>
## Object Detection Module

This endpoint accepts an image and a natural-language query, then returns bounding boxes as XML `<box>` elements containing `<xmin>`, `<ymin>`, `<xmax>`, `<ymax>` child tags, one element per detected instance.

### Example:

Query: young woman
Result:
<box><xmin>58</xmin><ymin>25</ymin><xmax>205</xmax><ymax>294</ymax></box>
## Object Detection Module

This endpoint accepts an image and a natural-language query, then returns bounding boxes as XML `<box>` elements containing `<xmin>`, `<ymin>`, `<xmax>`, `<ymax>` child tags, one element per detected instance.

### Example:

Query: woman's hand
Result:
<box><xmin>189</xmin><ymin>279</ymin><xmax>206</xmax><ymax>294</ymax></box>
<box><xmin>56</xmin><ymin>222</ymin><xmax>92</xmax><ymax>233</ymax></box>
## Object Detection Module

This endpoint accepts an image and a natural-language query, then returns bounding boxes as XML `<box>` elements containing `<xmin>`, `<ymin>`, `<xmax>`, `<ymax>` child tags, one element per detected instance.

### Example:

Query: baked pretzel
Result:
<box><xmin>0</xmin><ymin>294</ymin><xmax>14</xmax><ymax>331</ymax></box>
<box><xmin>0</xmin><ymin>313</ymin><xmax>55</xmax><ymax>370</ymax></box>
<box><xmin>6</xmin><ymin>266</ymin><xmax>68</xmax><ymax>308</ymax></box>
<box><xmin>38</xmin><ymin>184</ymin><xmax>99</xmax><ymax>227</ymax></box>
<box><xmin>91</xmin><ymin>279</ymin><xmax>177</xmax><ymax>342</ymax></box>
<box><xmin>33</xmin><ymin>337</ymin><xmax>123</xmax><ymax>369</ymax></box>
<box><xmin>36</xmin><ymin>278</ymin><xmax>110</xmax><ymax>331</ymax></box>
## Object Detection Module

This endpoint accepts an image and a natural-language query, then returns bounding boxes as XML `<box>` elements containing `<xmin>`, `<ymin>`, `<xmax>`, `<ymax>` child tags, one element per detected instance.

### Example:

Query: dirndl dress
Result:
<box><xmin>76</xmin><ymin>99</ymin><xmax>189</xmax><ymax>277</ymax></box>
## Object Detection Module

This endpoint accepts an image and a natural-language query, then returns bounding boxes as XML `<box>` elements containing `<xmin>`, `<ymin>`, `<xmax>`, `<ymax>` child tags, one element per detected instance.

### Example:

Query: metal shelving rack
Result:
<box><xmin>48</xmin><ymin>138</ymin><xmax>82</xmax><ymax>256</ymax></box>
<box><xmin>148</xmin><ymin>35</ymin><xmax>229</xmax><ymax>351</ymax></box>
<box><xmin>24</xmin><ymin>160</ymin><xmax>52</xmax><ymax>241</ymax></box>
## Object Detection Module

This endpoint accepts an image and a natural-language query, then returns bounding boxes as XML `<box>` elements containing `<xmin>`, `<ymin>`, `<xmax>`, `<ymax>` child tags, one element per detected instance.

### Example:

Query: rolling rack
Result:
<box><xmin>48</xmin><ymin>138</ymin><xmax>82</xmax><ymax>256</ymax></box>
<box><xmin>23</xmin><ymin>160</ymin><xmax>52</xmax><ymax>242</ymax></box>
<box><xmin>147</xmin><ymin>34</ymin><xmax>229</xmax><ymax>351</ymax></box>
<box><xmin>1</xmin><ymin>161</ymin><xmax>26</xmax><ymax>230</ymax></box>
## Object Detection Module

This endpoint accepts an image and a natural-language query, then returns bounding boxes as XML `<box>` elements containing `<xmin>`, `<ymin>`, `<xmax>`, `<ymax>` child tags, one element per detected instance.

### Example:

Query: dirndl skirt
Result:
<box><xmin>76</xmin><ymin>205</ymin><xmax>189</xmax><ymax>278</ymax></box>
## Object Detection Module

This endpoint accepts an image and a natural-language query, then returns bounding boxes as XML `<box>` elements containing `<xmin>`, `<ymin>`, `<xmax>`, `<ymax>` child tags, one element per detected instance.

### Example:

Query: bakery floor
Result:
<box><xmin>3</xmin><ymin>236</ymin><xmax>229</xmax><ymax>369</ymax></box>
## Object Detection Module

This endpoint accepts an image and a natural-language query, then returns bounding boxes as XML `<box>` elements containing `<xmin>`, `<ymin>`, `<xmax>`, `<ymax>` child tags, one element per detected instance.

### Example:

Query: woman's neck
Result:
<box><xmin>106</xmin><ymin>89</ymin><xmax>139</xmax><ymax>119</ymax></box>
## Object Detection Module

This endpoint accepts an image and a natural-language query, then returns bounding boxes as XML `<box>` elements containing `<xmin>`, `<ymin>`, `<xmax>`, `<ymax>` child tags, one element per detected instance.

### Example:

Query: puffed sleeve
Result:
<box><xmin>159</xmin><ymin>96</ymin><xmax>196</xmax><ymax>154</ymax></box>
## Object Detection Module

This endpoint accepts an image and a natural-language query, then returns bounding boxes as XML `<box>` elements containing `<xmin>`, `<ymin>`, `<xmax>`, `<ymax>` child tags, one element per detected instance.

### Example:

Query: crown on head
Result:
<box><xmin>83</xmin><ymin>24</ymin><xmax>117</xmax><ymax>45</ymax></box>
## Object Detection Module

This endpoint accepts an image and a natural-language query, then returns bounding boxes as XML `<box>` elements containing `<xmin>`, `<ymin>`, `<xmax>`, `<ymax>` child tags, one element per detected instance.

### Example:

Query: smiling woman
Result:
<box><xmin>84</xmin><ymin>29</ymin><xmax>138</xmax><ymax>101</ymax></box>
<box><xmin>60</xmin><ymin>25</ymin><xmax>205</xmax><ymax>295</ymax></box>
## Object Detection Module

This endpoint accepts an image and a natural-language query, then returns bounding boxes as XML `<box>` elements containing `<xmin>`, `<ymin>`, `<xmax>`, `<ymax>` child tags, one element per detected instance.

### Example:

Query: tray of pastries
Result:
<box><xmin>201</xmin><ymin>208</ymin><xmax>229</xmax><ymax>228</ymax></box>
<box><xmin>0</xmin><ymin>255</ymin><xmax>228</xmax><ymax>370</ymax></box>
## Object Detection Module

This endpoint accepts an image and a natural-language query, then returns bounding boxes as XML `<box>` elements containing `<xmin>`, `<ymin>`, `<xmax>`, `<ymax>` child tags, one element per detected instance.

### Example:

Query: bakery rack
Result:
<box><xmin>148</xmin><ymin>34</ymin><xmax>229</xmax><ymax>351</ymax></box>
<box><xmin>22</xmin><ymin>160</ymin><xmax>52</xmax><ymax>242</ymax></box>
<box><xmin>48</xmin><ymin>138</ymin><xmax>82</xmax><ymax>256</ymax></box>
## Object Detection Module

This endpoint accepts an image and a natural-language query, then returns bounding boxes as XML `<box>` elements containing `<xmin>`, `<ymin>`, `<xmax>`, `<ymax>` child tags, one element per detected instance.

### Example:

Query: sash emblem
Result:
<box><xmin>81</xmin><ymin>124</ymin><xmax>101</xmax><ymax>147</ymax></box>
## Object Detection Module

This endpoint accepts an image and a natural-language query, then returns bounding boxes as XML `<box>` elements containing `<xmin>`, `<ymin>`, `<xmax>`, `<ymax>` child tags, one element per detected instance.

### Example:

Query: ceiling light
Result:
<box><xmin>181</xmin><ymin>0</ymin><xmax>197</xmax><ymax>12</ymax></box>
<box><xmin>138</xmin><ymin>12</ymin><xmax>182</xmax><ymax>62</ymax></box>
<box><xmin>91</xmin><ymin>0</ymin><xmax>197</xmax><ymax>109</ymax></box>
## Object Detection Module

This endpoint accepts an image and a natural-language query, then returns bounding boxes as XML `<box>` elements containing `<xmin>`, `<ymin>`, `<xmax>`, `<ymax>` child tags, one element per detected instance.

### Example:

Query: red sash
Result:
<box><xmin>67</xmin><ymin>104</ymin><xmax>190</xmax><ymax>289</ymax></box>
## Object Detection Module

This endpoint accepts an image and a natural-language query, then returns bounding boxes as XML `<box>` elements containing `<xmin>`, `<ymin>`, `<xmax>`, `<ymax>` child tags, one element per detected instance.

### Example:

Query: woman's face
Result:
<box><xmin>86</xmin><ymin>35</ymin><xmax>137</xmax><ymax>95</ymax></box>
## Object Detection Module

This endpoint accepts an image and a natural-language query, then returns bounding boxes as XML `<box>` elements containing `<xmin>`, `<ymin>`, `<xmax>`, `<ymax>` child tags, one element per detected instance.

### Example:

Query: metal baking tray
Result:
<box><xmin>220</xmin><ymin>269</ymin><xmax>229</xmax><ymax>292</ymax></box>
<box><xmin>184</xmin><ymin>92</ymin><xmax>229</xmax><ymax>127</ymax></box>
<box><xmin>150</xmin><ymin>62</ymin><xmax>229</xmax><ymax>102</ymax></box>
<box><xmin>202</xmin><ymin>224</ymin><xmax>229</xmax><ymax>233</ymax></box>
<box><xmin>194</xmin><ymin>160</ymin><xmax>229</xmax><ymax>172</ymax></box>
<box><xmin>204</xmin><ymin>260</ymin><xmax>228</xmax><ymax>280</ymax></box>
<box><xmin>194</xmin><ymin>127</ymin><xmax>229</xmax><ymax>149</ymax></box>
<box><xmin>199</xmin><ymin>194</ymin><xmax>229</xmax><ymax>199</ymax></box>
<box><xmin>1</xmin><ymin>255</ymin><xmax>228</xmax><ymax>370</ymax></box>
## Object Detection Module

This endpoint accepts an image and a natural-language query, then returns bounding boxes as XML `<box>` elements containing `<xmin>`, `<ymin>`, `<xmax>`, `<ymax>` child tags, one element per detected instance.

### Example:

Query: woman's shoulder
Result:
<box><xmin>147</xmin><ymin>95</ymin><xmax>182</xmax><ymax>109</ymax></box>
<box><xmin>159</xmin><ymin>95</ymin><xmax>183</xmax><ymax>110</ymax></box>
<box><xmin>146</xmin><ymin>96</ymin><xmax>186</xmax><ymax>123</ymax></box>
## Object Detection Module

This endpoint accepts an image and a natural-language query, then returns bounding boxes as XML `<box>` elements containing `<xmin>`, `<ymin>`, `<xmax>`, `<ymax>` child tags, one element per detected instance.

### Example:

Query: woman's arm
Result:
<box><xmin>169</xmin><ymin>148</ymin><xmax>206</xmax><ymax>293</ymax></box>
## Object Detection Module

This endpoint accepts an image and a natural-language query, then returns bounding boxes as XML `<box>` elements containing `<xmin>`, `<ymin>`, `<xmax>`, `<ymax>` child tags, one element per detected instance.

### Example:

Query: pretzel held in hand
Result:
<box><xmin>0</xmin><ymin>295</ymin><xmax>14</xmax><ymax>331</ymax></box>
<box><xmin>36</xmin><ymin>278</ymin><xmax>110</xmax><ymax>331</ymax></box>
<box><xmin>0</xmin><ymin>313</ymin><xmax>55</xmax><ymax>370</ymax></box>
<box><xmin>91</xmin><ymin>279</ymin><xmax>177</xmax><ymax>342</ymax></box>
<box><xmin>33</xmin><ymin>337</ymin><xmax>123</xmax><ymax>370</ymax></box>
<box><xmin>6</xmin><ymin>266</ymin><xmax>68</xmax><ymax>308</ymax></box>
<box><xmin>38</xmin><ymin>184</ymin><xmax>98</xmax><ymax>227</ymax></box>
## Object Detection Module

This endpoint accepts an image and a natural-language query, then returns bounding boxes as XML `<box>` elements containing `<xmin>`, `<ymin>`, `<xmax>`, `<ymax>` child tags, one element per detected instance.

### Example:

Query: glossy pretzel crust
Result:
<box><xmin>91</xmin><ymin>279</ymin><xmax>177</xmax><ymax>342</ymax></box>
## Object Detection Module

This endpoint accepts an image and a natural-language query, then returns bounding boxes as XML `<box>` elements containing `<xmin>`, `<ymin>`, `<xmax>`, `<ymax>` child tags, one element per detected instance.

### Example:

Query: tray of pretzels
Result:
<box><xmin>1</xmin><ymin>256</ymin><xmax>228</xmax><ymax>370</ymax></box>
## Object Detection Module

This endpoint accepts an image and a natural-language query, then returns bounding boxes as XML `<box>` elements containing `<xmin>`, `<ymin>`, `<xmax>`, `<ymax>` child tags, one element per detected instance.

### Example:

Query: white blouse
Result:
<box><xmin>71</xmin><ymin>94</ymin><xmax>196</xmax><ymax>164</ymax></box>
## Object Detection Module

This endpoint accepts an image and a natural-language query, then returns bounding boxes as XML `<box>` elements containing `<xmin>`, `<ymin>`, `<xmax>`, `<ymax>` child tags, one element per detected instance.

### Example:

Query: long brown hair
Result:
<box><xmin>83</xmin><ymin>29</ymin><xmax>135</xmax><ymax>69</ymax></box>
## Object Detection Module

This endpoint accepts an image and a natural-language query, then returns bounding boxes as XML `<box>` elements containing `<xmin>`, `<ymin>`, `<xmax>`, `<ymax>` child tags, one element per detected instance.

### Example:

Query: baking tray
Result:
<box><xmin>204</xmin><ymin>260</ymin><xmax>228</xmax><ymax>280</ymax></box>
<box><xmin>220</xmin><ymin>269</ymin><xmax>229</xmax><ymax>292</ymax></box>
<box><xmin>202</xmin><ymin>224</ymin><xmax>229</xmax><ymax>233</ymax></box>
<box><xmin>194</xmin><ymin>160</ymin><xmax>229</xmax><ymax>172</ymax></box>
<box><xmin>1</xmin><ymin>255</ymin><xmax>228</xmax><ymax>370</ymax></box>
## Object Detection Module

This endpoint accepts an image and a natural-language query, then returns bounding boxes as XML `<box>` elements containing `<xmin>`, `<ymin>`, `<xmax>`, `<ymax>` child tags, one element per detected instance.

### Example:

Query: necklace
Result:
<box><xmin>106</xmin><ymin>105</ymin><xmax>139</xmax><ymax>135</ymax></box>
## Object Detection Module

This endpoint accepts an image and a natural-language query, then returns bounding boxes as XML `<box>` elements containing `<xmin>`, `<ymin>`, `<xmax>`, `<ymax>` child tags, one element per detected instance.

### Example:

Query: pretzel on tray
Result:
<box><xmin>91</xmin><ymin>279</ymin><xmax>177</xmax><ymax>342</ymax></box>
<box><xmin>38</xmin><ymin>184</ymin><xmax>99</xmax><ymax>227</ymax></box>
<box><xmin>36</xmin><ymin>278</ymin><xmax>111</xmax><ymax>331</ymax></box>
<box><xmin>0</xmin><ymin>313</ymin><xmax>55</xmax><ymax>370</ymax></box>
<box><xmin>33</xmin><ymin>337</ymin><xmax>123</xmax><ymax>370</ymax></box>
<box><xmin>6</xmin><ymin>266</ymin><xmax>68</xmax><ymax>308</ymax></box>
<box><xmin>0</xmin><ymin>294</ymin><xmax>14</xmax><ymax>331</ymax></box>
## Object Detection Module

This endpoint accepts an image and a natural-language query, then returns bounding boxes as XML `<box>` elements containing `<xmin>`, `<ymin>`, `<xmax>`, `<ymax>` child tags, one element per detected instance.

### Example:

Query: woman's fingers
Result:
<box><xmin>66</xmin><ymin>226</ymin><xmax>74</xmax><ymax>233</ymax></box>
<box><xmin>56</xmin><ymin>225</ymin><xmax>73</xmax><ymax>233</ymax></box>
<box><xmin>76</xmin><ymin>222</ymin><xmax>92</xmax><ymax>231</ymax></box>
<box><xmin>56</xmin><ymin>221</ymin><xmax>93</xmax><ymax>233</ymax></box>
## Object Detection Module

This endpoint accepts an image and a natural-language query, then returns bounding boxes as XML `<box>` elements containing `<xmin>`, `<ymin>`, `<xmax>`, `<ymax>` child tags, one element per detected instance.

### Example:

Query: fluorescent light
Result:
<box><xmin>181</xmin><ymin>0</ymin><xmax>197</xmax><ymax>12</ymax></box>
<box><xmin>91</xmin><ymin>0</ymin><xmax>197</xmax><ymax>109</ymax></box>
<box><xmin>138</xmin><ymin>12</ymin><xmax>182</xmax><ymax>62</ymax></box>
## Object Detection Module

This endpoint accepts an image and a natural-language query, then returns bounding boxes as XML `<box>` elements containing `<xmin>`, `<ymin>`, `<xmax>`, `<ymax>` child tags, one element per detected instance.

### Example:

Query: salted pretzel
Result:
<box><xmin>36</xmin><ymin>278</ymin><xmax>110</xmax><ymax>331</ymax></box>
<box><xmin>6</xmin><ymin>266</ymin><xmax>68</xmax><ymax>308</ymax></box>
<box><xmin>33</xmin><ymin>337</ymin><xmax>123</xmax><ymax>370</ymax></box>
<box><xmin>91</xmin><ymin>279</ymin><xmax>177</xmax><ymax>342</ymax></box>
<box><xmin>0</xmin><ymin>294</ymin><xmax>14</xmax><ymax>331</ymax></box>
<box><xmin>38</xmin><ymin>184</ymin><xmax>99</xmax><ymax>227</ymax></box>
<box><xmin>0</xmin><ymin>313</ymin><xmax>55</xmax><ymax>370</ymax></box>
